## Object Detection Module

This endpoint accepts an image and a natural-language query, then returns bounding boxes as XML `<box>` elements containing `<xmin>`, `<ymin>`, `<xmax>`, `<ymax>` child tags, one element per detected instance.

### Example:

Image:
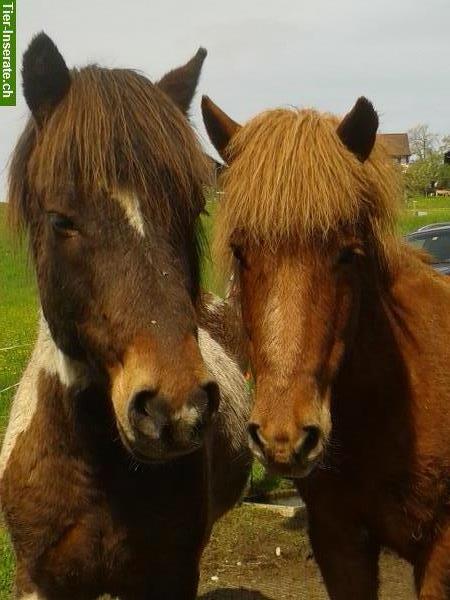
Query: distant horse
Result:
<box><xmin>0</xmin><ymin>34</ymin><xmax>251</xmax><ymax>600</ymax></box>
<box><xmin>202</xmin><ymin>96</ymin><xmax>450</xmax><ymax>599</ymax></box>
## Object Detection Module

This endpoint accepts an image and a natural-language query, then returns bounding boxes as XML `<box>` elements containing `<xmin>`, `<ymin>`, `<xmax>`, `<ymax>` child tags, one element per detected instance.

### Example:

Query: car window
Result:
<box><xmin>408</xmin><ymin>237</ymin><xmax>427</xmax><ymax>250</ymax></box>
<box><xmin>409</xmin><ymin>232</ymin><xmax>450</xmax><ymax>262</ymax></box>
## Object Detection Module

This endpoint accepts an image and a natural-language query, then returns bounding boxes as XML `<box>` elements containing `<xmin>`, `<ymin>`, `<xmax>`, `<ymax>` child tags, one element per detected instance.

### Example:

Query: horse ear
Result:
<box><xmin>337</xmin><ymin>97</ymin><xmax>379</xmax><ymax>162</ymax></box>
<box><xmin>22</xmin><ymin>32</ymin><xmax>71</xmax><ymax>127</ymax></box>
<box><xmin>201</xmin><ymin>96</ymin><xmax>241</xmax><ymax>162</ymax></box>
<box><xmin>157</xmin><ymin>47</ymin><xmax>207</xmax><ymax>115</ymax></box>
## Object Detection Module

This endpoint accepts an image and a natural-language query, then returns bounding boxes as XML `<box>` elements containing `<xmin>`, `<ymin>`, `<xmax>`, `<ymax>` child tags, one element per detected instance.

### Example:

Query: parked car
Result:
<box><xmin>406</xmin><ymin>224</ymin><xmax>450</xmax><ymax>275</ymax></box>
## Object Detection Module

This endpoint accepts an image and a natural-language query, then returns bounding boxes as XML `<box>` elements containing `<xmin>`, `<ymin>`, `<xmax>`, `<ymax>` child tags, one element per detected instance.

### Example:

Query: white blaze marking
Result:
<box><xmin>113</xmin><ymin>191</ymin><xmax>145</xmax><ymax>236</ymax></box>
<box><xmin>262</xmin><ymin>266</ymin><xmax>306</xmax><ymax>382</ymax></box>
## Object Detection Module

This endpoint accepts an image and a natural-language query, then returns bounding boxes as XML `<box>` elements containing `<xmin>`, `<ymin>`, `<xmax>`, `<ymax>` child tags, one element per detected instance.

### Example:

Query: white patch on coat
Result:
<box><xmin>310</xmin><ymin>393</ymin><xmax>332</xmax><ymax>443</ymax></box>
<box><xmin>0</xmin><ymin>315</ymin><xmax>88</xmax><ymax>482</ymax></box>
<box><xmin>172</xmin><ymin>404</ymin><xmax>199</xmax><ymax>427</ymax></box>
<box><xmin>38</xmin><ymin>319</ymin><xmax>88</xmax><ymax>388</ymax></box>
<box><xmin>171</xmin><ymin>403</ymin><xmax>200</xmax><ymax>443</ymax></box>
<box><xmin>205</xmin><ymin>294</ymin><xmax>223</xmax><ymax>315</ymax></box>
<box><xmin>198</xmin><ymin>328</ymin><xmax>250</xmax><ymax>452</ymax></box>
<box><xmin>113</xmin><ymin>191</ymin><xmax>145</xmax><ymax>236</ymax></box>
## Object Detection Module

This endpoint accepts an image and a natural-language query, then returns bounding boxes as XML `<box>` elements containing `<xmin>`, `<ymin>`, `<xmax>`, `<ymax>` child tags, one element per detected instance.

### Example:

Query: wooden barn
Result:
<box><xmin>378</xmin><ymin>133</ymin><xmax>411</xmax><ymax>165</ymax></box>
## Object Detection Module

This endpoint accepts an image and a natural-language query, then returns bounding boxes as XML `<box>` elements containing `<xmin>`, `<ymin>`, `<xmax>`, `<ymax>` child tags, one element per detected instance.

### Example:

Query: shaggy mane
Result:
<box><xmin>215</xmin><ymin>107</ymin><xmax>402</xmax><ymax>270</ymax></box>
<box><xmin>9</xmin><ymin>66</ymin><xmax>211</xmax><ymax>231</ymax></box>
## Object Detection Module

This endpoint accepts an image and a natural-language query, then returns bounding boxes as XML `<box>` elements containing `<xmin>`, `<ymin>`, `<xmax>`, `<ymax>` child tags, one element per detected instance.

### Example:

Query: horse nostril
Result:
<box><xmin>202</xmin><ymin>381</ymin><xmax>220</xmax><ymax>416</ymax></box>
<box><xmin>248</xmin><ymin>423</ymin><xmax>266</xmax><ymax>453</ymax></box>
<box><xmin>127</xmin><ymin>388</ymin><xmax>170</xmax><ymax>442</ymax></box>
<box><xmin>299</xmin><ymin>425</ymin><xmax>322</xmax><ymax>458</ymax></box>
<box><xmin>128</xmin><ymin>388</ymin><xmax>159</xmax><ymax>424</ymax></box>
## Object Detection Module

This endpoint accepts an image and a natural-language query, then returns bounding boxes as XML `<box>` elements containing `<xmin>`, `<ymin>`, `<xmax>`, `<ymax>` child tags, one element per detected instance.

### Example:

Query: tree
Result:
<box><xmin>438</xmin><ymin>163</ymin><xmax>450</xmax><ymax>189</ymax></box>
<box><xmin>405</xmin><ymin>125</ymin><xmax>450</xmax><ymax>195</ymax></box>
<box><xmin>440</xmin><ymin>135</ymin><xmax>450</xmax><ymax>153</ymax></box>
<box><xmin>404</xmin><ymin>152</ymin><xmax>442</xmax><ymax>196</ymax></box>
<box><xmin>408</xmin><ymin>124</ymin><xmax>439</xmax><ymax>160</ymax></box>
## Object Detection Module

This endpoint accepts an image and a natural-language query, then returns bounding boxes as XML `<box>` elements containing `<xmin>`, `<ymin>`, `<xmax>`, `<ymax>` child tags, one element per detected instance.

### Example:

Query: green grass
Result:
<box><xmin>0</xmin><ymin>530</ymin><xmax>14</xmax><ymax>599</ymax></box>
<box><xmin>399</xmin><ymin>208</ymin><xmax>450</xmax><ymax>235</ymax></box>
<box><xmin>0</xmin><ymin>204</ymin><xmax>36</xmax><ymax>598</ymax></box>
<box><xmin>400</xmin><ymin>195</ymin><xmax>450</xmax><ymax>234</ymax></box>
<box><xmin>1</xmin><ymin>195</ymin><xmax>450</xmax><ymax>596</ymax></box>
<box><xmin>0</xmin><ymin>204</ymin><xmax>38</xmax><ymax>436</ymax></box>
<box><xmin>406</xmin><ymin>195</ymin><xmax>450</xmax><ymax>210</ymax></box>
<box><xmin>200</xmin><ymin>192</ymin><xmax>225</xmax><ymax>296</ymax></box>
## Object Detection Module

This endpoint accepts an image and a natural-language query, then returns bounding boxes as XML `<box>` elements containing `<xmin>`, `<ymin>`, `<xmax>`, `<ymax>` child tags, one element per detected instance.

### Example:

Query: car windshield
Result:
<box><xmin>408</xmin><ymin>231</ymin><xmax>450</xmax><ymax>263</ymax></box>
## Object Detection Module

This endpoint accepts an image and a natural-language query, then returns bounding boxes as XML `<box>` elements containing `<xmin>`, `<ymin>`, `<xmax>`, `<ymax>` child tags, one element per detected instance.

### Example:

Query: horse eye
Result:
<box><xmin>47</xmin><ymin>212</ymin><xmax>77</xmax><ymax>235</ymax></box>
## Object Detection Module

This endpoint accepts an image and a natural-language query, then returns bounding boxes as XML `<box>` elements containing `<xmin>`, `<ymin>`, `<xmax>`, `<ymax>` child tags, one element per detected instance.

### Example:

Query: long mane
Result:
<box><xmin>8</xmin><ymin>66</ymin><xmax>211</xmax><ymax>231</ymax></box>
<box><xmin>214</xmin><ymin>107</ymin><xmax>402</xmax><ymax>270</ymax></box>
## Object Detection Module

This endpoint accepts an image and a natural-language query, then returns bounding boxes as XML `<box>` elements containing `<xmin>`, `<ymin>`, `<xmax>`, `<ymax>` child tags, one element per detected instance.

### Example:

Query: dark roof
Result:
<box><xmin>378</xmin><ymin>133</ymin><xmax>411</xmax><ymax>158</ymax></box>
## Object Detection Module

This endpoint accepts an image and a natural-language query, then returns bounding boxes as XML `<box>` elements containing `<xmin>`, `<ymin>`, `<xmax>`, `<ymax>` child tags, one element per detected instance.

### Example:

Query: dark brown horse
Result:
<box><xmin>0</xmin><ymin>34</ymin><xmax>251</xmax><ymax>600</ymax></box>
<box><xmin>202</xmin><ymin>96</ymin><xmax>450</xmax><ymax>599</ymax></box>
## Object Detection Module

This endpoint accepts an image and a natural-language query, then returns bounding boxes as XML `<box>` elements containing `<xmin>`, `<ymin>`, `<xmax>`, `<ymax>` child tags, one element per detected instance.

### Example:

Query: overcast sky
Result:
<box><xmin>1</xmin><ymin>0</ymin><xmax>449</xmax><ymax>199</ymax></box>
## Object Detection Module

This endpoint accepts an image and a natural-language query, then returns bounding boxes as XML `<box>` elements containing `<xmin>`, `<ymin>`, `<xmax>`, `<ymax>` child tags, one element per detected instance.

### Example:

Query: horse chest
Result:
<box><xmin>39</xmin><ymin>489</ymin><xmax>207</xmax><ymax>586</ymax></box>
<box><xmin>300</xmin><ymin>445</ymin><xmax>440</xmax><ymax>564</ymax></box>
<box><xmin>2</xmin><ymin>423</ymin><xmax>209</xmax><ymax>593</ymax></box>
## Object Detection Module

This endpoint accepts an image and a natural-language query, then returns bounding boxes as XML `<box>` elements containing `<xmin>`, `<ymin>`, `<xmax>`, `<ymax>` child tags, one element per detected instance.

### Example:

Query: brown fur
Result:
<box><xmin>1</xmin><ymin>38</ymin><xmax>251</xmax><ymax>600</ymax></box>
<box><xmin>214</xmin><ymin>107</ymin><xmax>401</xmax><ymax>273</ymax></box>
<box><xmin>208</xmin><ymin>100</ymin><xmax>450</xmax><ymax>599</ymax></box>
<box><xmin>9</xmin><ymin>66</ymin><xmax>210</xmax><ymax>235</ymax></box>
<box><xmin>2</xmin><ymin>370</ymin><xmax>210</xmax><ymax>599</ymax></box>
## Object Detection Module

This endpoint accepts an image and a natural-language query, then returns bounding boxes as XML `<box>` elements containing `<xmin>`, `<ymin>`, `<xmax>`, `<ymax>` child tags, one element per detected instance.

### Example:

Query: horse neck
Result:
<box><xmin>330</xmin><ymin>249</ymin><xmax>450</xmax><ymax>475</ymax></box>
<box><xmin>34</xmin><ymin>315</ymin><xmax>121</xmax><ymax>443</ymax></box>
<box><xmin>333</xmin><ymin>260</ymin><xmax>415</xmax><ymax>432</ymax></box>
<box><xmin>0</xmin><ymin>314</ymin><xmax>102</xmax><ymax>481</ymax></box>
<box><xmin>197</xmin><ymin>291</ymin><xmax>248</xmax><ymax>374</ymax></box>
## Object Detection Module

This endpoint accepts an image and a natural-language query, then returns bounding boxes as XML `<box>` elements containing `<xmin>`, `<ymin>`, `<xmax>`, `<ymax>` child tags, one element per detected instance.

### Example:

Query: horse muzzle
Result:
<box><xmin>247</xmin><ymin>422</ymin><xmax>324</xmax><ymax>478</ymax></box>
<box><xmin>120</xmin><ymin>381</ymin><xmax>220</xmax><ymax>462</ymax></box>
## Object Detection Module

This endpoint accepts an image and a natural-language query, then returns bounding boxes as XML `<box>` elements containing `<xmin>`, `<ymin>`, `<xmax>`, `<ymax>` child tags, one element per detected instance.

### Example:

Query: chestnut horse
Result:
<box><xmin>202</xmin><ymin>96</ymin><xmax>450</xmax><ymax>599</ymax></box>
<box><xmin>0</xmin><ymin>34</ymin><xmax>251</xmax><ymax>600</ymax></box>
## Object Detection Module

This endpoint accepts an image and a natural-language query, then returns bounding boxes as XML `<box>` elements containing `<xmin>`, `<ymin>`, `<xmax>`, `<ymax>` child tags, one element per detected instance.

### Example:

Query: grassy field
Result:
<box><xmin>1</xmin><ymin>195</ymin><xmax>449</xmax><ymax>597</ymax></box>
<box><xmin>0</xmin><ymin>206</ymin><xmax>38</xmax><ymax>434</ymax></box>
<box><xmin>399</xmin><ymin>196</ymin><xmax>450</xmax><ymax>234</ymax></box>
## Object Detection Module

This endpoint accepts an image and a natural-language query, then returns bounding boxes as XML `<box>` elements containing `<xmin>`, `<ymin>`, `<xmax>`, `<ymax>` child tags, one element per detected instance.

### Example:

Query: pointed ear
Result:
<box><xmin>337</xmin><ymin>97</ymin><xmax>379</xmax><ymax>162</ymax></box>
<box><xmin>22</xmin><ymin>32</ymin><xmax>71</xmax><ymax>126</ymax></box>
<box><xmin>201</xmin><ymin>96</ymin><xmax>241</xmax><ymax>162</ymax></box>
<box><xmin>157</xmin><ymin>47</ymin><xmax>207</xmax><ymax>115</ymax></box>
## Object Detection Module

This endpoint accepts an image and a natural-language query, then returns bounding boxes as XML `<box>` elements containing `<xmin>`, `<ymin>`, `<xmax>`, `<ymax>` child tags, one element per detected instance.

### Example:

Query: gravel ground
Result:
<box><xmin>198</xmin><ymin>504</ymin><xmax>416</xmax><ymax>599</ymax></box>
